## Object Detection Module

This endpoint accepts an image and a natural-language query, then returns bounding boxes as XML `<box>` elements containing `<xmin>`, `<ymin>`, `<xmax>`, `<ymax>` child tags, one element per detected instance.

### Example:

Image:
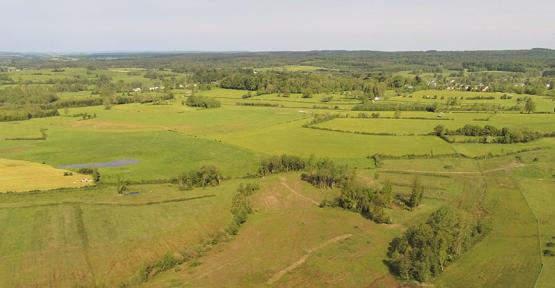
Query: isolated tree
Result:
<box><xmin>524</xmin><ymin>97</ymin><xmax>536</xmax><ymax>113</ymax></box>
<box><xmin>92</xmin><ymin>169</ymin><xmax>101</xmax><ymax>183</ymax></box>
<box><xmin>433</xmin><ymin>125</ymin><xmax>446</xmax><ymax>136</ymax></box>
<box><xmin>381</xmin><ymin>180</ymin><xmax>393</xmax><ymax>207</ymax></box>
<box><xmin>408</xmin><ymin>177</ymin><xmax>424</xmax><ymax>208</ymax></box>
<box><xmin>102</xmin><ymin>95</ymin><xmax>113</xmax><ymax>110</ymax></box>
<box><xmin>116</xmin><ymin>177</ymin><xmax>128</xmax><ymax>195</ymax></box>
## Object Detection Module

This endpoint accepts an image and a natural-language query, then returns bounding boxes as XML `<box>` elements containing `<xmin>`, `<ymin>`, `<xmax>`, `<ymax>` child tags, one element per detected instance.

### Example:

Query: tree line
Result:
<box><xmin>434</xmin><ymin>124</ymin><xmax>549</xmax><ymax>144</ymax></box>
<box><xmin>227</xmin><ymin>183</ymin><xmax>260</xmax><ymax>235</ymax></box>
<box><xmin>176</xmin><ymin>165</ymin><xmax>223</xmax><ymax>190</ymax></box>
<box><xmin>184</xmin><ymin>95</ymin><xmax>221</xmax><ymax>108</ymax></box>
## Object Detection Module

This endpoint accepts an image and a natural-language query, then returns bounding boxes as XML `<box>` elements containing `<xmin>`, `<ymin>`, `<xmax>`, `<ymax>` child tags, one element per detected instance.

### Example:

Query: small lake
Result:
<box><xmin>59</xmin><ymin>159</ymin><xmax>139</xmax><ymax>169</ymax></box>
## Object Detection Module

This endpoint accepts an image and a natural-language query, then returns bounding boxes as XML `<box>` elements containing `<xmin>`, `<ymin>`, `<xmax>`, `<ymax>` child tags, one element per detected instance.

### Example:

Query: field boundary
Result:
<box><xmin>515</xmin><ymin>182</ymin><xmax>544</xmax><ymax>288</ymax></box>
<box><xmin>0</xmin><ymin>194</ymin><xmax>216</xmax><ymax>210</ymax></box>
<box><xmin>4</xmin><ymin>128</ymin><xmax>48</xmax><ymax>141</ymax></box>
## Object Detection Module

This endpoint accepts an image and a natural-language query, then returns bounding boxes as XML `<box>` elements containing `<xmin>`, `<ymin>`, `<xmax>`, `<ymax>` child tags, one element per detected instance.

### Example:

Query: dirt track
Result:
<box><xmin>267</xmin><ymin>234</ymin><xmax>353</xmax><ymax>285</ymax></box>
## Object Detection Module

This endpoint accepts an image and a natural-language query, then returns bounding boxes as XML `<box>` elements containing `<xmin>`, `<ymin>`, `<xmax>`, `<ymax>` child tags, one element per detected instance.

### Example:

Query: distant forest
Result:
<box><xmin>2</xmin><ymin>49</ymin><xmax>555</xmax><ymax>73</ymax></box>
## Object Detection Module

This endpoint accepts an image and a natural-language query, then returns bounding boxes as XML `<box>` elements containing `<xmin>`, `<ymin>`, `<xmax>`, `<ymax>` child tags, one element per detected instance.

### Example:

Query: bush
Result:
<box><xmin>92</xmin><ymin>169</ymin><xmax>101</xmax><ymax>183</ymax></box>
<box><xmin>185</xmin><ymin>95</ymin><xmax>220</xmax><ymax>108</ymax></box>
<box><xmin>78</xmin><ymin>168</ymin><xmax>94</xmax><ymax>174</ymax></box>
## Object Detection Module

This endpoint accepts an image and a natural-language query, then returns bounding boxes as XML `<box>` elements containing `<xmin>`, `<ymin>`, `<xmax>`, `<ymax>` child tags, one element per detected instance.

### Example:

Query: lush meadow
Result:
<box><xmin>1</xmin><ymin>55</ymin><xmax>554</xmax><ymax>287</ymax></box>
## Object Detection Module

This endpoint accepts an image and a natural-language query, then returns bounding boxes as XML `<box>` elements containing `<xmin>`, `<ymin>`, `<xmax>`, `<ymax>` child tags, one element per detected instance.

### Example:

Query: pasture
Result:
<box><xmin>0</xmin><ymin>61</ymin><xmax>554</xmax><ymax>288</ymax></box>
<box><xmin>0</xmin><ymin>181</ymin><xmax>239</xmax><ymax>287</ymax></box>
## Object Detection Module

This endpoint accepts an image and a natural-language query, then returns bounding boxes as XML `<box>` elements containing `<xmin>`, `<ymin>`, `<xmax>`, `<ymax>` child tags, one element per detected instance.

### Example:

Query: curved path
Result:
<box><xmin>267</xmin><ymin>234</ymin><xmax>352</xmax><ymax>285</ymax></box>
<box><xmin>279</xmin><ymin>177</ymin><xmax>320</xmax><ymax>206</ymax></box>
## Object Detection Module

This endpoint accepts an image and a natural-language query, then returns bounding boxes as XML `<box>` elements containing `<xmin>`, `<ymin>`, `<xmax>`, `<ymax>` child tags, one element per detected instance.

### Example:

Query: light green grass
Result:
<box><xmin>0</xmin><ymin>181</ymin><xmax>239</xmax><ymax>287</ymax></box>
<box><xmin>221</xmin><ymin>120</ymin><xmax>456</xmax><ymax>158</ymax></box>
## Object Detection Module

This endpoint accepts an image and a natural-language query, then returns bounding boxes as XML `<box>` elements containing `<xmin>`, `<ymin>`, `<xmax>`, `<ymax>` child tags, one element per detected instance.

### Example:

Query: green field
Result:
<box><xmin>1</xmin><ymin>51</ymin><xmax>555</xmax><ymax>288</ymax></box>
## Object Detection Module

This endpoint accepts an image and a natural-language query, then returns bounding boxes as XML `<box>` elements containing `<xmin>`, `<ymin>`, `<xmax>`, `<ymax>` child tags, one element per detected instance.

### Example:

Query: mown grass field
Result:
<box><xmin>0</xmin><ymin>181</ymin><xmax>241</xmax><ymax>287</ymax></box>
<box><xmin>0</xmin><ymin>158</ymin><xmax>92</xmax><ymax>192</ymax></box>
<box><xmin>316</xmin><ymin>113</ymin><xmax>555</xmax><ymax>134</ymax></box>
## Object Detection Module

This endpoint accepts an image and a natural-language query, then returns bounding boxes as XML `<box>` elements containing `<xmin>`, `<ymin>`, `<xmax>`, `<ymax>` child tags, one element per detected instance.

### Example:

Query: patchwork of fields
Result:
<box><xmin>1</xmin><ymin>65</ymin><xmax>554</xmax><ymax>288</ymax></box>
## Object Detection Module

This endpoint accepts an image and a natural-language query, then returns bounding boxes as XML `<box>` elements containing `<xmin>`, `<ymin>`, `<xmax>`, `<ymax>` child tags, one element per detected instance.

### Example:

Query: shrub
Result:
<box><xmin>92</xmin><ymin>169</ymin><xmax>101</xmax><ymax>183</ymax></box>
<box><xmin>78</xmin><ymin>168</ymin><xmax>94</xmax><ymax>174</ymax></box>
<box><xmin>185</xmin><ymin>95</ymin><xmax>220</xmax><ymax>108</ymax></box>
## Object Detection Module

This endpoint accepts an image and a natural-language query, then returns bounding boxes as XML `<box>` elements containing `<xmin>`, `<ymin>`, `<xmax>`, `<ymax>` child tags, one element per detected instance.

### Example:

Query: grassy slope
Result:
<box><xmin>0</xmin><ymin>181</ymin><xmax>239</xmax><ymax>287</ymax></box>
<box><xmin>142</xmin><ymin>172</ymin><xmax>461</xmax><ymax>288</ymax></box>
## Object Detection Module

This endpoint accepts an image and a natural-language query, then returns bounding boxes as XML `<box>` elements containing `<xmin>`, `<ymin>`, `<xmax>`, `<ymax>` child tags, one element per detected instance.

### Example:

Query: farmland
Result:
<box><xmin>0</xmin><ymin>50</ymin><xmax>554</xmax><ymax>287</ymax></box>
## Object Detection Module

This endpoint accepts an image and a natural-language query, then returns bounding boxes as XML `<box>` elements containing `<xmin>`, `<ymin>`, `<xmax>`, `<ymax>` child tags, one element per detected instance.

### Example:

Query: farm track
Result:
<box><xmin>266</xmin><ymin>234</ymin><xmax>353</xmax><ymax>285</ymax></box>
<box><xmin>0</xmin><ymin>194</ymin><xmax>215</xmax><ymax>210</ymax></box>
<box><xmin>380</xmin><ymin>162</ymin><xmax>527</xmax><ymax>176</ymax></box>
<box><xmin>279</xmin><ymin>177</ymin><xmax>320</xmax><ymax>206</ymax></box>
<box><xmin>73</xmin><ymin>205</ymin><xmax>97</xmax><ymax>284</ymax></box>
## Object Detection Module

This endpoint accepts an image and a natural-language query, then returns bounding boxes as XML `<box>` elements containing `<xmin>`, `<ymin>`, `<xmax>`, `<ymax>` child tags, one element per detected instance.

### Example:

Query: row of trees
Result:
<box><xmin>353</xmin><ymin>102</ymin><xmax>438</xmax><ymax>112</ymax></box>
<box><xmin>258</xmin><ymin>154</ymin><xmax>306</xmax><ymax>175</ymax></box>
<box><xmin>0</xmin><ymin>107</ymin><xmax>59</xmax><ymax>122</ymax></box>
<box><xmin>184</xmin><ymin>95</ymin><xmax>221</xmax><ymax>108</ymax></box>
<box><xmin>176</xmin><ymin>165</ymin><xmax>223</xmax><ymax>190</ymax></box>
<box><xmin>0</xmin><ymin>85</ymin><xmax>58</xmax><ymax>106</ymax></box>
<box><xmin>386</xmin><ymin>207</ymin><xmax>487</xmax><ymax>282</ymax></box>
<box><xmin>258</xmin><ymin>155</ymin><xmax>352</xmax><ymax>189</ymax></box>
<box><xmin>434</xmin><ymin>124</ymin><xmax>547</xmax><ymax>144</ymax></box>
<box><xmin>218</xmin><ymin>70</ymin><xmax>387</xmax><ymax>99</ymax></box>
<box><xmin>301</xmin><ymin>158</ymin><xmax>353</xmax><ymax>188</ymax></box>
<box><xmin>227</xmin><ymin>183</ymin><xmax>260</xmax><ymax>235</ymax></box>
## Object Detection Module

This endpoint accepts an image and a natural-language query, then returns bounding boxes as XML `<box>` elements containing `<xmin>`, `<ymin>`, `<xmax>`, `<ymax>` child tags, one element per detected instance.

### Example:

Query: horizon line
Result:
<box><xmin>0</xmin><ymin>47</ymin><xmax>553</xmax><ymax>56</ymax></box>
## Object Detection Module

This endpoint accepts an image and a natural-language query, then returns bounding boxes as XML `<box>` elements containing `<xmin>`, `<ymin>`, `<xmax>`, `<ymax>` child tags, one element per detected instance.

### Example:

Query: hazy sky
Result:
<box><xmin>1</xmin><ymin>0</ymin><xmax>554</xmax><ymax>52</ymax></box>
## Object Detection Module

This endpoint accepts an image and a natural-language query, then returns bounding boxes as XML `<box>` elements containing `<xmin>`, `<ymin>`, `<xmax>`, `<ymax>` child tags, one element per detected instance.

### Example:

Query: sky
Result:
<box><xmin>1</xmin><ymin>0</ymin><xmax>554</xmax><ymax>52</ymax></box>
